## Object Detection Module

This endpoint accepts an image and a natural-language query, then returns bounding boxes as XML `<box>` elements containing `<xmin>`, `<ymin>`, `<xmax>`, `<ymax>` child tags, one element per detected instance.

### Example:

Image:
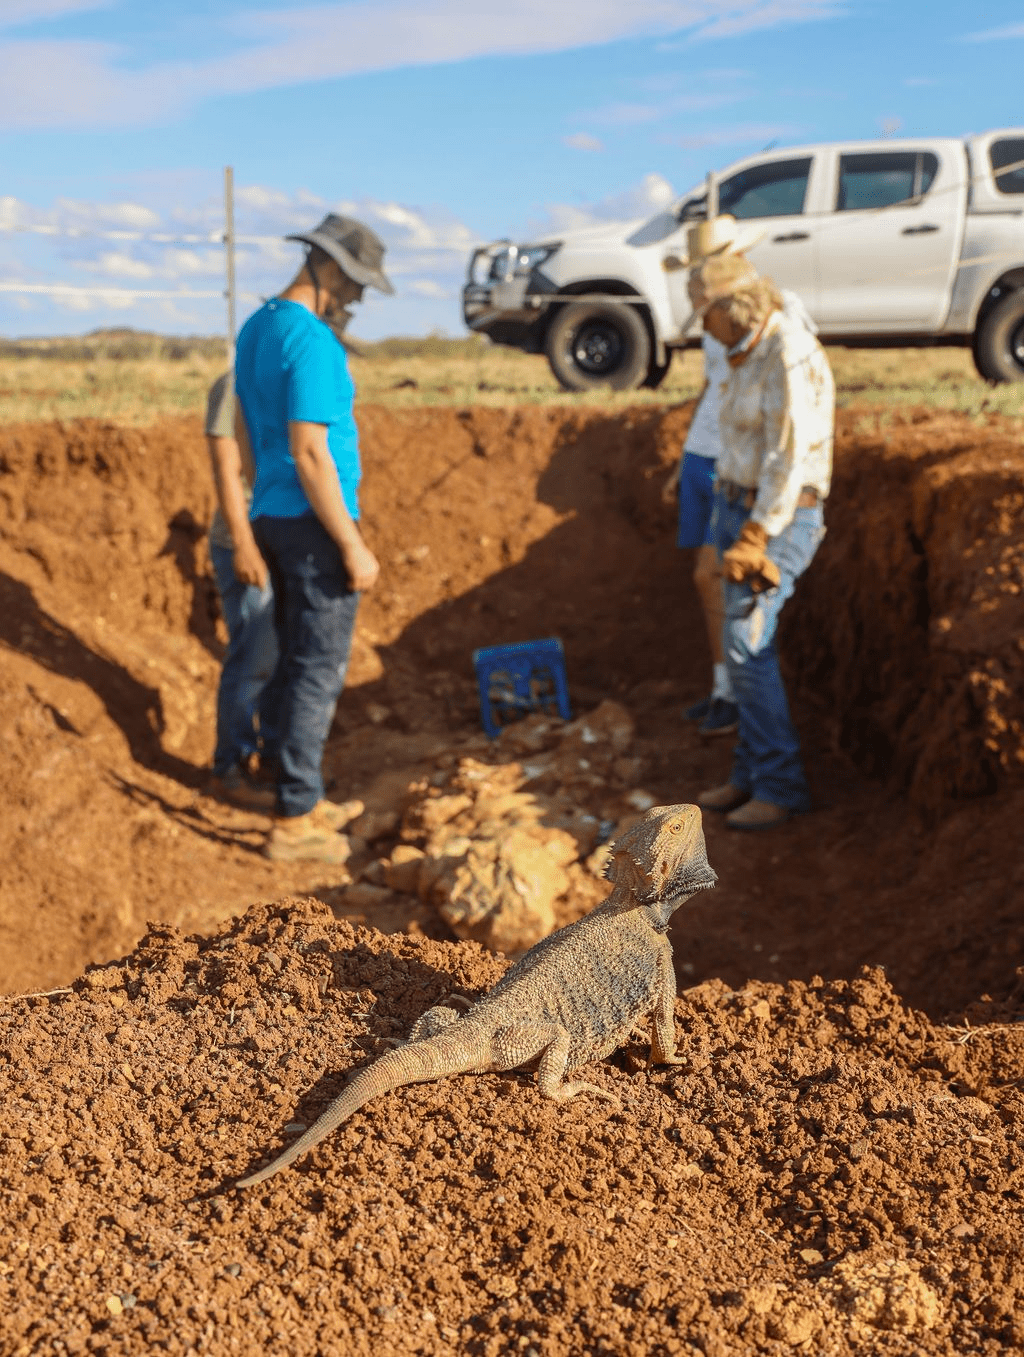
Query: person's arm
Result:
<box><xmin>207</xmin><ymin>430</ymin><xmax>268</xmax><ymax>589</ymax></box>
<box><xmin>288</xmin><ymin>420</ymin><xmax>379</xmax><ymax>592</ymax></box>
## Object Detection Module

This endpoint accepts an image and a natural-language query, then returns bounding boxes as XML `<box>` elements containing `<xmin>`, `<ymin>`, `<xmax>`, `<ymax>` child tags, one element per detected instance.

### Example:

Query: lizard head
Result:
<box><xmin>605</xmin><ymin>804</ymin><xmax>717</xmax><ymax>930</ymax></box>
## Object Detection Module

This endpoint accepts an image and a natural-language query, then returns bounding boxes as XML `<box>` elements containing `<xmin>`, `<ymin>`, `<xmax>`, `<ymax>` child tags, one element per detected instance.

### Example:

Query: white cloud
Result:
<box><xmin>408</xmin><ymin>279</ymin><xmax>449</xmax><ymax>298</ymax></box>
<box><xmin>961</xmin><ymin>21</ymin><xmax>1024</xmax><ymax>42</ymax></box>
<box><xmin>0</xmin><ymin>0</ymin><xmax>109</xmax><ymax>29</ymax></box>
<box><xmin>582</xmin><ymin>90</ymin><xmax>740</xmax><ymax>127</ymax></box>
<box><xmin>690</xmin><ymin>0</ymin><xmax>845</xmax><ymax>40</ymax></box>
<box><xmin>0</xmin><ymin>0</ymin><xmax>848</xmax><ymax>129</ymax></box>
<box><xmin>532</xmin><ymin>172</ymin><xmax>676</xmax><ymax>235</ymax></box>
<box><xmin>0</xmin><ymin>182</ymin><xmax>479</xmax><ymax>334</ymax></box>
<box><xmin>671</xmin><ymin>120</ymin><xmax>800</xmax><ymax>148</ymax></box>
<box><xmin>563</xmin><ymin>132</ymin><xmax>605</xmax><ymax>152</ymax></box>
<box><xmin>79</xmin><ymin>251</ymin><xmax>155</xmax><ymax>280</ymax></box>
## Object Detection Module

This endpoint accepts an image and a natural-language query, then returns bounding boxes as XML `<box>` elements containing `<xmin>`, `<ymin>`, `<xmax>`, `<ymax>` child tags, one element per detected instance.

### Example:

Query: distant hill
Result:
<box><xmin>0</xmin><ymin>328</ymin><xmax>490</xmax><ymax>362</ymax></box>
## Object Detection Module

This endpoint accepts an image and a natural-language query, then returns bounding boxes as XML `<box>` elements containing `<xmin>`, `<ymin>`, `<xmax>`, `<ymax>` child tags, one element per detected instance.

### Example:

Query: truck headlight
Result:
<box><xmin>511</xmin><ymin>244</ymin><xmax>560</xmax><ymax>277</ymax></box>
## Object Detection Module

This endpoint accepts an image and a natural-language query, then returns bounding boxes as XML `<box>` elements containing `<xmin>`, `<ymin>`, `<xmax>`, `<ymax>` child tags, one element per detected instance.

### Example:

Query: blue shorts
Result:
<box><xmin>676</xmin><ymin>451</ymin><xmax>717</xmax><ymax>549</ymax></box>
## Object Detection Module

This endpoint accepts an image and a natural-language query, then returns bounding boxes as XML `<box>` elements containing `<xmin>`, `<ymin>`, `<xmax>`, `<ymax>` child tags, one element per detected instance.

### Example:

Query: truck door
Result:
<box><xmin>814</xmin><ymin>143</ymin><xmax>966</xmax><ymax>330</ymax></box>
<box><xmin>719</xmin><ymin>155</ymin><xmax>821</xmax><ymax>318</ymax></box>
<box><xmin>665</xmin><ymin>153</ymin><xmax>821</xmax><ymax>333</ymax></box>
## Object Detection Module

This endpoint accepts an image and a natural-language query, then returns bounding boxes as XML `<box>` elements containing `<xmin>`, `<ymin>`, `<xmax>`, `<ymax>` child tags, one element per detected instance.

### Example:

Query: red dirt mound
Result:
<box><xmin>1</xmin><ymin>897</ymin><xmax>1021</xmax><ymax>1357</ymax></box>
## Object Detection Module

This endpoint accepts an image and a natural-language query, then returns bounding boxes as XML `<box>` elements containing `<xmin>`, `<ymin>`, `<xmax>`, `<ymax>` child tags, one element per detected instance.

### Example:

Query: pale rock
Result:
<box><xmin>384</xmin><ymin>844</ymin><xmax>426</xmax><ymax>896</ymax></box>
<box><xmin>341</xmin><ymin>882</ymin><xmax>399</xmax><ymax>911</ymax></box>
<box><xmin>423</xmin><ymin>828</ymin><xmax>567</xmax><ymax>954</ymax></box>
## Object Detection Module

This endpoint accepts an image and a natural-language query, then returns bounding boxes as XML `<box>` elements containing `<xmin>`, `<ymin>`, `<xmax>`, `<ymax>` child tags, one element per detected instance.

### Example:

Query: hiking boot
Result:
<box><xmin>683</xmin><ymin>694</ymin><xmax>712</xmax><ymax>722</ymax></box>
<box><xmin>697</xmin><ymin>783</ymin><xmax>750</xmax><ymax>814</ymax></box>
<box><xmin>698</xmin><ymin>698</ymin><xmax>739</xmax><ymax>737</ymax></box>
<box><xmin>726</xmin><ymin>799</ymin><xmax>791</xmax><ymax>832</ymax></box>
<box><xmin>265</xmin><ymin>808</ymin><xmax>354</xmax><ymax>864</ymax></box>
<box><xmin>208</xmin><ymin>766</ymin><xmax>276</xmax><ymax>813</ymax></box>
<box><xmin>309</xmin><ymin>798</ymin><xmax>365</xmax><ymax>832</ymax></box>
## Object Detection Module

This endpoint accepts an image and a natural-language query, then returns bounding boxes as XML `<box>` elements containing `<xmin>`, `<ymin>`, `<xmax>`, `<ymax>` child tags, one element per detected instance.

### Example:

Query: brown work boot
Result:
<box><xmin>697</xmin><ymin>783</ymin><xmax>750</xmax><ymax>814</ymax></box>
<box><xmin>309</xmin><ymin>798</ymin><xmax>365</xmax><ymax>832</ymax></box>
<box><xmin>207</xmin><ymin>766</ymin><xmax>275</xmax><ymax>813</ymax></box>
<box><xmin>265</xmin><ymin>807</ymin><xmax>354</xmax><ymax>864</ymax></box>
<box><xmin>725</xmin><ymin>799</ymin><xmax>791</xmax><ymax>832</ymax></box>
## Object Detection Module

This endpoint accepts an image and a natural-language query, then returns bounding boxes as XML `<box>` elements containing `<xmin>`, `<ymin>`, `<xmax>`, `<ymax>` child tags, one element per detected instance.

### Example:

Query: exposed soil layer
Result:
<box><xmin>2</xmin><ymin>898</ymin><xmax>1023</xmax><ymax>1357</ymax></box>
<box><xmin>1</xmin><ymin>406</ymin><xmax>1022</xmax><ymax>1011</ymax></box>
<box><xmin>0</xmin><ymin>404</ymin><xmax>1023</xmax><ymax>1354</ymax></box>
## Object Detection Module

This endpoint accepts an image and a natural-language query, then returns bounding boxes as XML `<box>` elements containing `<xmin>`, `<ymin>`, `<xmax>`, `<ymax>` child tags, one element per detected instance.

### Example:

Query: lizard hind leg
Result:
<box><xmin>406</xmin><ymin>999</ymin><xmax>469</xmax><ymax>1043</ymax></box>
<box><xmin>495</xmin><ymin>1023</ymin><xmax>621</xmax><ymax>1108</ymax></box>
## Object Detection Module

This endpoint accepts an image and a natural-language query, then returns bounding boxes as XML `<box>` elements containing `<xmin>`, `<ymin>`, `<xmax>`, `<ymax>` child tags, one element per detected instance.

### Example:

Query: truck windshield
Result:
<box><xmin>990</xmin><ymin>138</ymin><xmax>1024</xmax><ymax>195</ymax></box>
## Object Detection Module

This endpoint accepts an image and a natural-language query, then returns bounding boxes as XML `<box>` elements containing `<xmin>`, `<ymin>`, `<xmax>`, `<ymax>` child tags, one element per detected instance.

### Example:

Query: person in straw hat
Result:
<box><xmin>684</xmin><ymin>248</ymin><xmax>834</xmax><ymax>830</ymax></box>
<box><xmin>663</xmin><ymin>216</ymin><xmax>816</xmax><ymax>739</ymax></box>
<box><xmin>234</xmin><ymin>214</ymin><xmax>394</xmax><ymax>863</ymax></box>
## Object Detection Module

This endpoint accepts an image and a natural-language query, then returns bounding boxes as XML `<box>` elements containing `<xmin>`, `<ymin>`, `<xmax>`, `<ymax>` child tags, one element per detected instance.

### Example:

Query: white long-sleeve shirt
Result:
<box><xmin>717</xmin><ymin>307</ymin><xmax>835</xmax><ymax>537</ymax></box>
<box><xmin>684</xmin><ymin>288</ymin><xmax>815</xmax><ymax>462</ymax></box>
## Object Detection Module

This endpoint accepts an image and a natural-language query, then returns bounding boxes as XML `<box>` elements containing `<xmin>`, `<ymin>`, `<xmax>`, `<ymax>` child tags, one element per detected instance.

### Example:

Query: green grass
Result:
<box><xmin>0</xmin><ymin>330</ymin><xmax>1020</xmax><ymax>426</ymax></box>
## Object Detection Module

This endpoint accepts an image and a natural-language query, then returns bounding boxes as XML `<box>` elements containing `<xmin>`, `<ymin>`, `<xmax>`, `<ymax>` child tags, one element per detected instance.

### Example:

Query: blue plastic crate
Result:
<box><xmin>472</xmin><ymin>638</ymin><xmax>571</xmax><ymax>738</ymax></box>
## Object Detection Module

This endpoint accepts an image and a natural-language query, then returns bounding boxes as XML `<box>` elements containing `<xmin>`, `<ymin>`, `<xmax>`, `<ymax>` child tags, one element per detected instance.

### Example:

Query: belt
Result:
<box><xmin>718</xmin><ymin>480</ymin><xmax>821</xmax><ymax>511</ymax></box>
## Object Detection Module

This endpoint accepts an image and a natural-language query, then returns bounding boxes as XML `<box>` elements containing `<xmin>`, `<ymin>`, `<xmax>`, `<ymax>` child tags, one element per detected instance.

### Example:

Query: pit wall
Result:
<box><xmin>784</xmin><ymin>412</ymin><xmax>1024</xmax><ymax>817</ymax></box>
<box><xmin>0</xmin><ymin>405</ymin><xmax>1021</xmax><ymax>823</ymax></box>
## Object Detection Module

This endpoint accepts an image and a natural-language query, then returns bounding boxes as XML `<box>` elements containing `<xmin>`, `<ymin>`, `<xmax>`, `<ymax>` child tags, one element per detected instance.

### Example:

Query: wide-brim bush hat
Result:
<box><xmin>687</xmin><ymin>253</ymin><xmax>761</xmax><ymax>317</ymax></box>
<box><xmin>287</xmin><ymin>213</ymin><xmax>394</xmax><ymax>294</ymax></box>
<box><xmin>663</xmin><ymin>214</ymin><xmax>765</xmax><ymax>273</ymax></box>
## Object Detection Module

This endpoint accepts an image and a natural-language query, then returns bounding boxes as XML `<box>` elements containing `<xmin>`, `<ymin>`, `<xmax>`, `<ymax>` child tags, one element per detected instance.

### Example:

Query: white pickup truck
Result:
<box><xmin>462</xmin><ymin>130</ymin><xmax>1024</xmax><ymax>389</ymax></box>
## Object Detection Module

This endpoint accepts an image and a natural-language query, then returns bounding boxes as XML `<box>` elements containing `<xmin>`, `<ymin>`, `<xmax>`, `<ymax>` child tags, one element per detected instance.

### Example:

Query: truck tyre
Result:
<box><xmin>972</xmin><ymin>290</ymin><xmax>1024</xmax><ymax>382</ymax></box>
<box><xmin>544</xmin><ymin>302</ymin><xmax>651</xmax><ymax>391</ymax></box>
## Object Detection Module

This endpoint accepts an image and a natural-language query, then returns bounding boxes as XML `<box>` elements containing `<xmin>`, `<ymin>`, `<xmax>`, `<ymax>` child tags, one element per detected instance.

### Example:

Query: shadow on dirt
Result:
<box><xmin>0</xmin><ymin>571</ymin><xmax>200</xmax><ymax>785</ymax></box>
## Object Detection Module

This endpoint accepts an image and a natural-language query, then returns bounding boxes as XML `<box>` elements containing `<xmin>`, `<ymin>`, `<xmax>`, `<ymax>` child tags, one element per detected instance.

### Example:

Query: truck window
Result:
<box><xmin>990</xmin><ymin>138</ymin><xmax>1024</xmax><ymax>195</ymax></box>
<box><xmin>717</xmin><ymin>158</ymin><xmax>812</xmax><ymax>219</ymax></box>
<box><xmin>836</xmin><ymin>152</ymin><xmax>938</xmax><ymax>211</ymax></box>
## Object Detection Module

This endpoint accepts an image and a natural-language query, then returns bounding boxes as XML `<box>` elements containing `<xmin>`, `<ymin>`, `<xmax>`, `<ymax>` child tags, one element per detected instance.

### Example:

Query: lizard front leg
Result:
<box><xmin>649</xmin><ymin>947</ymin><xmax>686</xmax><ymax>1066</ymax></box>
<box><xmin>494</xmin><ymin>1024</ymin><xmax>620</xmax><ymax>1106</ymax></box>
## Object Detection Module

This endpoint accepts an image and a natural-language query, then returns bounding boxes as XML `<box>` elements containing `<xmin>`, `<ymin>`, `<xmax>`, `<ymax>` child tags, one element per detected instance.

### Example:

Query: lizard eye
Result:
<box><xmin>670</xmin><ymin>823</ymin><xmax>680</xmax><ymax>833</ymax></box>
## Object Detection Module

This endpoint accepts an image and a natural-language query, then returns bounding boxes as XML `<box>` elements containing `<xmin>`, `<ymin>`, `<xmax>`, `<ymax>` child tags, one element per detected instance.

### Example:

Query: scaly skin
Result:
<box><xmin>237</xmin><ymin>803</ymin><xmax>716</xmax><ymax>1188</ymax></box>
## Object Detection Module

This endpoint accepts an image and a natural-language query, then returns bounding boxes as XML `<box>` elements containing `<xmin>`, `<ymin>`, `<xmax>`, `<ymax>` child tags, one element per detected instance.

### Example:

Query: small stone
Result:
<box><xmin>225</xmin><ymin>1263</ymin><xmax>242</xmax><ymax>1277</ymax></box>
<box><xmin>262</xmin><ymin>951</ymin><xmax>283</xmax><ymax>973</ymax></box>
<box><xmin>799</xmin><ymin>1248</ymin><xmax>824</xmax><ymax>1264</ymax></box>
<box><xmin>105</xmin><ymin>1296</ymin><xmax>123</xmax><ymax>1317</ymax></box>
<box><xmin>120</xmin><ymin>1294</ymin><xmax>137</xmax><ymax>1310</ymax></box>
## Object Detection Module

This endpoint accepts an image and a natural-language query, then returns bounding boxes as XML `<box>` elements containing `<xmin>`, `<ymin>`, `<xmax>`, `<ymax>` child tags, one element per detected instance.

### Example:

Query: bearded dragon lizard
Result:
<box><xmin>237</xmin><ymin>803</ymin><xmax>716</xmax><ymax>1188</ymax></box>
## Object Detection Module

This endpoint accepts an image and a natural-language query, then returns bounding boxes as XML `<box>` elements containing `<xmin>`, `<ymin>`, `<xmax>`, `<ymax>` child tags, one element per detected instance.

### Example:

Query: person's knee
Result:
<box><xmin>693</xmin><ymin>553</ymin><xmax>719</xmax><ymax>591</ymax></box>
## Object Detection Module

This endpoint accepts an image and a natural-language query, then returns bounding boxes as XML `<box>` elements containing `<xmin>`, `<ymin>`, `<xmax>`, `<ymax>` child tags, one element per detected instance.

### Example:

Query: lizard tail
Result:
<box><xmin>236</xmin><ymin>1031</ymin><xmax>468</xmax><ymax>1188</ymax></box>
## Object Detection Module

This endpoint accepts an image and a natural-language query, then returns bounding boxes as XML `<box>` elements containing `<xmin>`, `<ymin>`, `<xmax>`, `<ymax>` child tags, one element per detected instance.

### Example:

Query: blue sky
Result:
<box><xmin>1</xmin><ymin>0</ymin><xmax>1022</xmax><ymax>340</ymax></box>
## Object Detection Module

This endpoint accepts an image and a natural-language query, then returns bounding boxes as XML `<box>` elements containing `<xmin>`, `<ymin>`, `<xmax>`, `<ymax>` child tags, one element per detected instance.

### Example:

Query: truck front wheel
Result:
<box><xmin>544</xmin><ymin>302</ymin><xmax>651</xmax><ymax>391</ymax></box>
<box><xmin>972</xmin><ymin>290</ymin><xmax>1024</xmax><ymax>382</ymax></box>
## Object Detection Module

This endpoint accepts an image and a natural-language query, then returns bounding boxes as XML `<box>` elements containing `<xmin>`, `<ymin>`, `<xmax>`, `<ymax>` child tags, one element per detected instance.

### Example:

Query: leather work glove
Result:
<box><xmin>721</xmin><ymin>521</ymin><xmax>781</xmax><ymax>594</ymax></box>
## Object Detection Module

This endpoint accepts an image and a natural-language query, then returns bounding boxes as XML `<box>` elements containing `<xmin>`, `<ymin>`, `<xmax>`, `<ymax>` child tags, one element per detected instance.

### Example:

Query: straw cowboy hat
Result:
<box><xmin>662</xmin><ymin>214</ymin><xmax>765</xmax><ymax>274</ymax></box>
<box><xmin>686</xmin><ymin>253</ymin><xmax>760</xmax><ymax>316</ymax></box>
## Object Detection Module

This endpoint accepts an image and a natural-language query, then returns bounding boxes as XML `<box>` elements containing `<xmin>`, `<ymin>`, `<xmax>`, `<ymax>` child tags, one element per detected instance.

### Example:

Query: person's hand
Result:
<box><xmin>661</xmin><ymin>466</ymin><xmax>682</xmax><ymax>507</ymax></box>
<box><xmin>342</xmin><ymin>536</ymin><xmax>380</xmax><ymax>592</ymax></box>
<box><xmin>232</xmin><ymin>540</ymin><xmax>269</xmax><ymax>589</ymax></box>
<box><xmin>721</xmin><ymin>521</ymin><xmax>781</xmax><ymax>594</ymax></box>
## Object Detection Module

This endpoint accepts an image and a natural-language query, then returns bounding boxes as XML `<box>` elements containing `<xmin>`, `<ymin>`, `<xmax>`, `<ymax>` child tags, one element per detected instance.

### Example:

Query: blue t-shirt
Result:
<box><xmin>234</xmin><ymin>298</ymin><xmax>361</xmax><ymax>521</ymax></box>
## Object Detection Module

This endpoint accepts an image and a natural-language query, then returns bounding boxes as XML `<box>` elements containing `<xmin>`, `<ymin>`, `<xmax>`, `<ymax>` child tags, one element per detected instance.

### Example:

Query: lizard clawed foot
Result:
<box><xmin>550</xmin><ymin>1079</ymin><xmax>621</xmax><ymax>1107</ymax></box>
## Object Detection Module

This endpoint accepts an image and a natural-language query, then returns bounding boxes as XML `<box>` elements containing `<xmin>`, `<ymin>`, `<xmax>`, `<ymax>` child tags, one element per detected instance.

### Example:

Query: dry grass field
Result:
<box><xmin>1</xmin><ymin>329</ymin><xmax>1021</xmax><ymax>425</ymax></box>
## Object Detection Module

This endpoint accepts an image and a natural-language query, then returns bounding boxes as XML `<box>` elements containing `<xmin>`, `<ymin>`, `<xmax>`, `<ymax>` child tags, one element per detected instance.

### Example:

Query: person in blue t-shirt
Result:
<box><xmin>234</xmin><ymin>213</ymin><xmax>393</xmax><ymax>863</ymax></box>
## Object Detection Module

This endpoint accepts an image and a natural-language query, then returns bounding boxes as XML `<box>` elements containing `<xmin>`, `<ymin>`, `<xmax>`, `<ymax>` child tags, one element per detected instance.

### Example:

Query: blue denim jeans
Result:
<box><xmin>253</xmin><ymin>514</ymin><xmax>360</xmax><ymax>819</ymax></box>
<box><xmin>712</xmin><ymin>494</ymin><xmax>826</xmax><ymax>811</ymax></box>
<box><xmin>209</xmin><ymin>540</ymin><xmax>279</xmax><ymax>777</ymax></box>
